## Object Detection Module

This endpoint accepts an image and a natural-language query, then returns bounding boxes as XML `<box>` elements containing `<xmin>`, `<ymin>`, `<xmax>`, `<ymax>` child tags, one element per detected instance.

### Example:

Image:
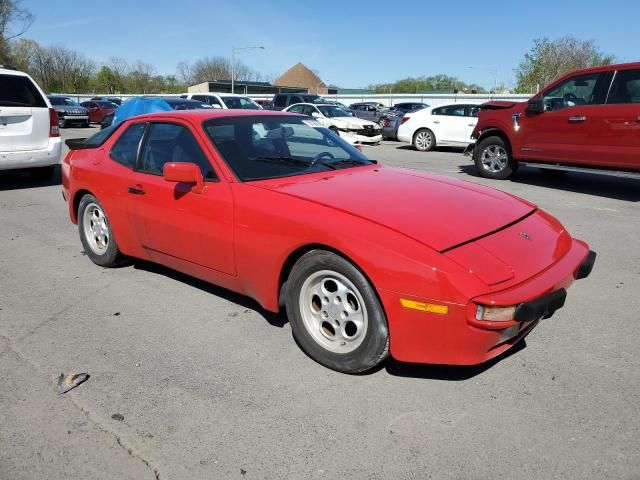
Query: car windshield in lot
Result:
<box><xmin>221</xmin><ymin>96</ymin><xmax>260</xmax><ymax>109</ymax></box>
<box><xmin>50</xmin><ymin>97</ymin><xmax>81</xmax><ymax>106</ymax></box>
<box><xmin>204</xmin><ymin>115</ymin><xmax>373</xmax><ymax>181</ymax></box>
<box><xmin>317</xmin><ymin>105</ymin><xmax>352</xmax><ymax>118</ymax></box>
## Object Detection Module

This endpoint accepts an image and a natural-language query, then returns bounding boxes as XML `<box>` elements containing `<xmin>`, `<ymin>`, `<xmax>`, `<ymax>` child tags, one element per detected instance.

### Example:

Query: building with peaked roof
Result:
<box><xmin>274</xmin><ymin>63</ymin><xmax>336</xmax><ymax>95</ymax></box>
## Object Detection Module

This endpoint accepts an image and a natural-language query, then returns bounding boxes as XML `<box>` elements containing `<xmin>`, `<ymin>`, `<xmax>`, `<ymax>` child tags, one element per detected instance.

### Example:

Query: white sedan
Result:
<box><xmin>397</xmin><ymin>103</ymin><xmax>481</xmax><ymax>151</ymax></box>
<box><xmin>284</xmin><ymin>103</ymin><xmax>382</xmax><ymax>144</ymax></box>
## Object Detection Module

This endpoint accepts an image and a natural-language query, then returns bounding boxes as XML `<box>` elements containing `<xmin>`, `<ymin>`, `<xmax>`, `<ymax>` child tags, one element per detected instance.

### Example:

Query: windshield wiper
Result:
<box><xmin>253</xmin><ymin>155</ymin><xmax>313</xmax><ymax>167</ymax></box>
<box><xmin>321</xmin><ymin>158</ymin><xmax>370</xmax><ymax>169</ymax></box>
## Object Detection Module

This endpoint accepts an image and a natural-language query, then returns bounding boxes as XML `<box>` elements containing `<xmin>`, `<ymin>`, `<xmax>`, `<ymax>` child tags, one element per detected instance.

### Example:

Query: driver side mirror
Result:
<box><xmin>527</xmin><ymin>98</ymin><xmax>545</xmax><ymax>114</ymax></box>
<box><xmin>163</xmin><ymin>162</ymin><xmax>204</xmax><ymax>194</ymax></box>
<box><xmin>311</xmin><ymin>111</ymin><xmax>321</xmax><ymax>118</ymax></box>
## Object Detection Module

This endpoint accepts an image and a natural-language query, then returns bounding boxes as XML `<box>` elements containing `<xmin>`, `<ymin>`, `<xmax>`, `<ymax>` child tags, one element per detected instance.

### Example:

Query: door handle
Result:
<box><xmin>568</xmin><ymin>116</ymin><xmax>587</xmax><ymax>123</ymax></box>
<box><xmin>433</xmin><ymin>120</ymin><xmax>440</xmax><ymax>124</ymax></box>
<box><xmin>128</xmin><ymin>186</ymin><xmax>145</xmax><ymax>195</ymax></box>
<box><xmin>468</xmin><ymin>123</ymin><xmax>475</xmax><ymax>127</ymax></box>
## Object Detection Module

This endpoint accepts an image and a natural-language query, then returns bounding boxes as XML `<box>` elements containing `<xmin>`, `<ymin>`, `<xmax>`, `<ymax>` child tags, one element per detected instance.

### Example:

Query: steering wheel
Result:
<box><xmin>563</xmin><ymin>92</ymin><xmax>579</xmax><ymax>105</ymax></box>
<box><xmin>312</xmin><ymin>152</ymin><xmax>335</xmax><ymax>163</ymax></box>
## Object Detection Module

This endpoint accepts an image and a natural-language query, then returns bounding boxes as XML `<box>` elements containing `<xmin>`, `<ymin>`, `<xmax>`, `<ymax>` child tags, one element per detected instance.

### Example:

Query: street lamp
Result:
<box><xmin>467</xmin><ymin>66</ymin><xmax>498</xmax><ymax>94</ymax></box>
<box><xmin>231</xmin><ymin>46</ymin><xmax>265</xmax><ymax>94</ymax></box>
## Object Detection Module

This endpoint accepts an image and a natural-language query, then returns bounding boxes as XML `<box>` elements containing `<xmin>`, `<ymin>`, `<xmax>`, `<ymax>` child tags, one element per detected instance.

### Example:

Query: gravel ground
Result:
<box><xmin>1</xmin><ymin>125</ymin><xmax>638</xmax><ymax>480</ymax></box>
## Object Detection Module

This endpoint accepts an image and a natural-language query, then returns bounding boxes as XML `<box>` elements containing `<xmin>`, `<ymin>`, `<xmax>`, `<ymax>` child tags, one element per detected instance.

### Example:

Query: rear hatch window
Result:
<box><xmin>0</xmin><ymin>73</ymin><xmax>50</xmax><ymax>151</ymax></box>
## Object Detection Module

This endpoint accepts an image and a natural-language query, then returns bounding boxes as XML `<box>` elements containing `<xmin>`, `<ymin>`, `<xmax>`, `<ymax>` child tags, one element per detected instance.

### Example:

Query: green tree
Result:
<box><xmin>0</xmin><ymin>0</ymin><xmax>33</xmax><ymax>63</ymax></box>
<box><xmin>370</xmin><ymin>74</ymin><xmax>485</xmax><ymax>94</ymax></box>
<box><xmin>515</xmin><ymin>37</ymin><xmax>615</xmax><ymax>93</ymax></box>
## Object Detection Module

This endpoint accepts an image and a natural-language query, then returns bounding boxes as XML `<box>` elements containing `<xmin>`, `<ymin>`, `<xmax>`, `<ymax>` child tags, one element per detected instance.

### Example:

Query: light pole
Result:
<box><xmin>467</xmin><ymin>66</ymin><xmax>498</xmax><ymax>94</ymax></box>
<box><xmin>231</xmin><ymin>46</ymin><xmax>265</xmax><ymax>94</ymax></box>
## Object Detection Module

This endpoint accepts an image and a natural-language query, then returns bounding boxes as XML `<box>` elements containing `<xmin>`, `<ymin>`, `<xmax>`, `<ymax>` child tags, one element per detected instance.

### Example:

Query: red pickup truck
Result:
<box><xmin>467</xmin><ymin>62</ymin><xmax>640</xmax><ymax>180</ymax></box>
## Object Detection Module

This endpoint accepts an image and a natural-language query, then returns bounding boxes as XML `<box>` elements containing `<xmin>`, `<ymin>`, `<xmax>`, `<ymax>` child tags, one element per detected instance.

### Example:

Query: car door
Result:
<box><xmin>587</xmin><ymin>68</ymin><xmax>640</xmax><ymax>169</ymax></box>
<box><xmin>519</xmin><ymin>71</ymin><xmax>611</xmax><ymax>165</ymax></box>
<box><xmin>126</xmin><ymin>121</ymin><xmax>236</xmax><ymax>275</ymax></box>
<box><xmin>431</xmin><ymin>104</ymin><xmax>469</xmax><ymax>143</ymax></box>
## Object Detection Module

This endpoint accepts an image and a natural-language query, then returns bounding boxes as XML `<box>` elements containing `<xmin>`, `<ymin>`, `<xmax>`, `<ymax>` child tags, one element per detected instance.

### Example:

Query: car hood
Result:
<box><xmin>480</xmin><ymin>100</ymin><xmax>521</xmax><ymax>110</ymax></box>
<box><xmin>332</xmin><ymin>116</ymin><xmax>377</xmax><ymax>127</ymax></box>
<box><xmin>256</xmin><ymin>166</ymin><xmax>536</xmax><ymax>252</ymax></box>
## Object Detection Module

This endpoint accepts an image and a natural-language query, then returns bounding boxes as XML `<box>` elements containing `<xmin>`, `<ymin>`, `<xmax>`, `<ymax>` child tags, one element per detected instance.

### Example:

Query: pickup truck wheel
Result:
<box><xmin>285</xmin><ymin>250</ymin><xmax>389</xmax><ymax>374</ymax></box>
<box><xmin>413</xmin><ymin>129</ymin><xmax>436</xmax><ymax>152</ymax></box>
<box><xmin>474</xmin><ymin>136</ymin><xmax>515</xmax><ymax>179</ymax></box>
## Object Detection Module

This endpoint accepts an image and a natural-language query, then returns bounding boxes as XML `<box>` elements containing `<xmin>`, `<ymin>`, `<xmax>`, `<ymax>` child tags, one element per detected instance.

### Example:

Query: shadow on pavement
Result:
<box><xmin>458</xmin><ymin>164</ymin><xmax>640</xmax><ymax>202</ymax></box>
<box><xmin>382</xmin><ymin>340</ymin><xmax>527</xmax><ymax>380</ymax></box>
<box><xmin>0</xmin><ymin>165</ymin><xmax>61</xmax><ymax>191</ymax></box>
<box><xmin>132</xmin><ymin>260</ymin><xmax>288</xmax><ymax>328</ymax></box>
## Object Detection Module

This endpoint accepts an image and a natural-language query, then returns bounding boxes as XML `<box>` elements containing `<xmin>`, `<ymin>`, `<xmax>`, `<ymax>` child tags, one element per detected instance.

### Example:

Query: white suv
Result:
<box><xmin>181</xmin><ymin>92</ymin><xmax>261</xmax><ymax>110</ymax></box>
<box><xmin>0</xmin><ymin>66</ymin><xmax>62</xmax><ymax>178</ymax></box>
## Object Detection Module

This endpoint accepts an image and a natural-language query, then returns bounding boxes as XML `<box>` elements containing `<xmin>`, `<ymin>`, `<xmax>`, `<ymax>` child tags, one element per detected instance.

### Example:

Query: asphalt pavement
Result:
<box><xmin>1</xmin><ymin>126</ymin><xmax>638</xmax><ymax>479</ymax></box>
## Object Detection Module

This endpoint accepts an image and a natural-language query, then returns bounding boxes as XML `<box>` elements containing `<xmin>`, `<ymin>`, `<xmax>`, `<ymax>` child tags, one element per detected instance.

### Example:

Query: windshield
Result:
<box><xmin>221</xmin><ymin>96</ymin><xmax>260</xmax><ymax>109</ymax></box>
<box><xmin>203</xmin><ymin>115</ymin><xmax>373</xmax><ymax>182</ymax></box>
<box><xmin>50</xmin><ymin>97</ymin><xmax>80</xmax><ymax>106</ymax></box>
<box><xmin>317</xmin><ymin>105</ymin><xmax>352</xmax><ymax>118</ymax></box>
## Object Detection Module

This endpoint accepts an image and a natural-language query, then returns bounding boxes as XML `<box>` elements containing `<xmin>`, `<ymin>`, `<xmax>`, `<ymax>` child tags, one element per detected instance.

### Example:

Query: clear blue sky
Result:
<box><xmin>24</xmin><ymin>0</ymin><xmax>640</xmax><ymax>89</ymax></box>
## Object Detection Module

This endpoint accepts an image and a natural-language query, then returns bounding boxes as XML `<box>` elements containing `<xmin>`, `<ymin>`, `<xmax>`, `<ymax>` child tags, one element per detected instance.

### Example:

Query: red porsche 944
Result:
<box><xmin>62</xmin><ymin>110</ymin><xmax>595</xmax><ymax>373</ymax></box>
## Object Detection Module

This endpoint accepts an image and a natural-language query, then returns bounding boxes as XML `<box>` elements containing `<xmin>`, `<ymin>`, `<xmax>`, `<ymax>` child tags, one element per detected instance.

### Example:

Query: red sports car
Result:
<box><xmin>61</xmin><ymin>110</ymin><xmax>595</xmax><ymax>373</ymax></box>
<box><xmin>80</xmin><ymin>100</ymin><xmax>118</xmax><ymax>124</ymax></box>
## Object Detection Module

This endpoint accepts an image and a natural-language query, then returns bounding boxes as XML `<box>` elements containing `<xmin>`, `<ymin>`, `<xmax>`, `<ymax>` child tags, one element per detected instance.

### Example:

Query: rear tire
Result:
<box><xmin>78</xmin><ymin>194</ymin><xmax>123</xmax><ymax>267</ymax></box>
<box><xmin>29</xmin><ymin>165</ymin><xmax>56</xmax><ymax>180</ymax></box>
<box><xmin>413</xmin><ymin>129</ymin><xmax>435</xmax><ymax>151</ymax></box>
<box><xmin>474</xmin><ymin>136</ymin><xmax>516</xmax><ymax>179</ymax></box>
<box><xmin>285</xmin><ymin>250</ymin><xmax>389</xmax><ymax>374</ymax></box>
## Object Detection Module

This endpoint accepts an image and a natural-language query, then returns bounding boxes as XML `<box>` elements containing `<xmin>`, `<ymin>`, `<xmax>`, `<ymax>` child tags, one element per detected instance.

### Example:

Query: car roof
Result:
<box><xmin>126</xmin><ymin>109</ymin><xmax>299</xmax><ymax>123</ymax></box>
<box><xmin>0</xmin><ymin>66</ymin><xmax>29</xmax><ymax>76</ymax></box>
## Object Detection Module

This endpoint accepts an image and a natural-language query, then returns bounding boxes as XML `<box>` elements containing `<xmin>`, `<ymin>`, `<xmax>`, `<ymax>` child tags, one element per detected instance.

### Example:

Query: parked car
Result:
<box><xmin>381</xmin><ymin>116</ymin><xmax>402</xmax><ymax>140</ymax></box>
<box><xmin>349</xmin><ymin>102</ymin><xmax>389</xmax><ymax>125</ymax></box>
<box><xmin>397</xmin><ymin>103</ymin><xmax>481</xmax><ymax>151</ymax></box>
<box><xmin>91</xmin><ymin>96</ymin><xmax>122</xmax><ymax>106</ymax></box>
<box><xmin>271</xmin><ymin>93</ymin><xmax>328</xmax><ymax>111</ymax></box>
<box><xmin>284</xmin><ymin>103</ymin><xmax>382</xmax><ymax>144</ymax></box>
<box><xmin>100</xmin><ymin>97</ymin><xmax>212</xmax><ymax>129</ymax></box>
<box><xmin>81</xmin><ymin>100</ymin><xmax>118</xmax><ymax>124</ymax></box>
<box><xmin>254</xmin><ymin>99</ymin><xmax>273</xmax><ymax>109</ymax></box>
<box><xmin>0</xmin><ymin>65</ymin><xmax>61</xmax><ymax>179</ymax></box>
<box><xmin>387</xmin><ymin>102</ymin><xmax>429</xmax><ymax>117</ymax></box>
<box><xmin>48</xmin><ymin>95</ymin><xmax>90</xmax><ymax>128</ymax></box>
<box><xmin>181</xmin><ymin>92</ymin><xmax>261</xmax><ymax>110</ymax></box>
<box><xmin>467</xmin><ymin>62</ymin><xmax>640</xmax><ymax>179</ymax></box>
<box><xmin>62</xmin><ymin>109</ymin><xmax>595</xmax><ymax>373</ymax></box>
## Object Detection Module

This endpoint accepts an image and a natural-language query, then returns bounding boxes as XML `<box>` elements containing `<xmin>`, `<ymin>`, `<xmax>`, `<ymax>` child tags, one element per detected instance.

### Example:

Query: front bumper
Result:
<box><xmin>380</xmin><ymin>240</ymin><xmax>594</xmax><ymax>365</ymax></box>
<box><xmin>0</xmin><ymin>137</ymin><xmax>62</xmax><ymax>171</ymax></box>
<box><xmin>338</xmin><ymin>129</ymin><xmax>382</xmax><ymax>144</ymax></box>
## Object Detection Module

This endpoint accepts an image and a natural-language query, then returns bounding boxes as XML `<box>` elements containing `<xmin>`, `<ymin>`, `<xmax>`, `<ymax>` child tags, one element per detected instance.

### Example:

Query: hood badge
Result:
<box><xmin>519</xmin><ymin>231</ymin><xmax>533</xmax><ymax>241</ymax></box>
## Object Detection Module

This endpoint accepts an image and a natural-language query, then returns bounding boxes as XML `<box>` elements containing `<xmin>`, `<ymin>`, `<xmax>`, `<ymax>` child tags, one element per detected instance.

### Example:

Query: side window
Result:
<box><xmin>192</xmin><ymin>95</ymin><xmax>207</xmax><ymax>102</ymax></box>
<box><xmin>288</xmin><ymin>105</ymin><xmax>304</xmax><ymax>114</ymax></box>
<box><xmin>542</xmin><ymin>73</ymin><xmax>603</xmax><ymax>111</ymax></box>
<box><xmin>302</xmin><ymin>105</ymin><xmax>317</xmax><ymax>116</ymax></box>
<box><xmin>140</xmin><ymin>123</ymin><xmax>217</xmax><ymax>180</ymax></box>
<box><xmin>607</xmin><ymin>69</ymin><xmax>640</xmax><ymax>104</ymax></box>
<box><xmin>467</xmin><ymin>105</ymin><xmax>480</xmax><ymax>117</ymax></box>
<box><xmin>433</xmin><ymin>105</ymin><xmax>465</xmax><ymax>116</ymax></box>
<box><xmin>273</xmin><ymin>95</ymin><xmax>287</xmax><ymax>108</ymax></box>
<box><xmin>110</xmin><ymin>123</ymin><xmax>146</xmax><ymax>168</ymax></box>
<box><xmin>367</xmin><ymin>105</ymin><xmax>376</xmax><ymax>112</ymax></box>
<box><xmin>291</xmin><ymin>96</ymin><xmax>304</xmax><ymax>105</ymax></box>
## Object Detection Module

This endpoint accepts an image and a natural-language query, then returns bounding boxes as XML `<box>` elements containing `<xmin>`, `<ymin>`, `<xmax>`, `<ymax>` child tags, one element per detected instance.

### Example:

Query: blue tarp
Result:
<box><xmin>112</xmin><ymin>97</ymin><xmax>173</xmax><ymax>126</ymax></box>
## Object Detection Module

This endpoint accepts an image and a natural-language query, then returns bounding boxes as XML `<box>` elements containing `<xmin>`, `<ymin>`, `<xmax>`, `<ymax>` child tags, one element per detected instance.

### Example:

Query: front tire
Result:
<box><xmin>285</xmin><ymin>250</ymin><xmax>389</xmax><ymax>374</ymax></box>
<box><xmin>78</xmin><ymin>194</ymin><xmax>123</xmax><ymax>267</ymax></box>
<box><xmin>474</xmin><ymin>135</ymin><xmax>516</xmax><ymax>179</ymax></box>
<box><xmin>413</xmin><ymin>128</ymin><xmax>436</xmax><ymax>151</ymax></box>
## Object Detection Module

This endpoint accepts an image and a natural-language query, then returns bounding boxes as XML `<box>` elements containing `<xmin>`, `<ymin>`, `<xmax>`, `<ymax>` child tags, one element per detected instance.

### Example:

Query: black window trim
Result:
<box><xmin>108</xmin><ymin>121</ymin><xmax>147</xmax><ymax>169</ymax></box>
<box><xmin>134</xmin><ymin>120</ymin><xmax>220</xmax><ymax>182</ymax></box>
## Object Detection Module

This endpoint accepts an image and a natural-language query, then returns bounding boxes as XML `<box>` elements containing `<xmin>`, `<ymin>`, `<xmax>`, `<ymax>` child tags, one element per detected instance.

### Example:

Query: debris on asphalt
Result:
<box><xmin>113</xmin><ymin>312</ymin><xmax>121</xmax><ymax>316</ymax></box>
<box><xmin>56</xmin><ymin>372</ymin><xmax>89</xmax><ymax>394</ymax></box>
<box><xmin>240</xmin><ymin>468</ymin><xmax>247</xmax><ymax>475</ymax></box>
<box><xmin>111</xmin><ymin>413</ymin><xmax>124</xmax><ymax>422</ymax></box>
